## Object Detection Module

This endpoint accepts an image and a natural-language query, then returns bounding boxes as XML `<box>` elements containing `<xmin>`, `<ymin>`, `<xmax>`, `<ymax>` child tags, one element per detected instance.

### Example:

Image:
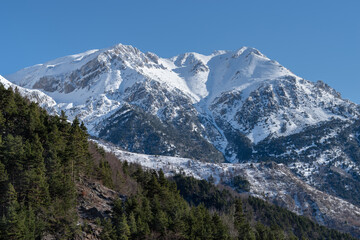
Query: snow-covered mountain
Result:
<box><xmin>7</xmin><ymin>44</ymin><xmax>358</xmax><ymax>158</ymax></box>
<box><xmin>6</xmin><ymin>43</ymin><xmax>360</xmax><ymax>236</ymax></box>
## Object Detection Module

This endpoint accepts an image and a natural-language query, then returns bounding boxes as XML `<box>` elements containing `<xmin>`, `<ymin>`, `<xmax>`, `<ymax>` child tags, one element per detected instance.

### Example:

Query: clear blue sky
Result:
<box><xmin>1</xmin><ymin>0</ymin><xmax>359</xmax><ymax>102</ymax></box>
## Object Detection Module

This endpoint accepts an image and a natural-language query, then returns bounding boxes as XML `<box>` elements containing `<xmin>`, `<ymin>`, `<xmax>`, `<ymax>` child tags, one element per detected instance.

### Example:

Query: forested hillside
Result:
<box><xmin>0</xmin><ymin>85</ymin><xmax>355</xmax><ymax>239</ymax></box>
<box><xmin>0</xmin><ymin>84</ymin><xmax>95</xmax><ymax>238</ymax></box>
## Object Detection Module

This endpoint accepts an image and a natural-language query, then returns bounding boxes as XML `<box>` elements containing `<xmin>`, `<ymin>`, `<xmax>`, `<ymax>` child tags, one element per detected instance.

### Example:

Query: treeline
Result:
<box><xmin>100</xmin><ymin>168</ymin><xmax>233</xmax><ymax>239</ymax></box>
<box><xmin>172</xmin><ymin>174</ymin><xmax>355</xmax><ymax>240</ymax></box>
<box><xmin>99</xmin><ymin>161</ymin><xmax>355</xmax><ymax>240</ymax></box>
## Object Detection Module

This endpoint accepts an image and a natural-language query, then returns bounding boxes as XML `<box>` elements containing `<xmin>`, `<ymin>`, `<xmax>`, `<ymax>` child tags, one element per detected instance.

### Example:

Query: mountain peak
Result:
<box><xmin>231</xmin><ymin>46</ymin><xmax>265</xmax><ymax>58</ymax></box>
<box><xmin>106</xmin><ymin>43</ymin><xmax>142</xmax><ymax>56</ymax></box>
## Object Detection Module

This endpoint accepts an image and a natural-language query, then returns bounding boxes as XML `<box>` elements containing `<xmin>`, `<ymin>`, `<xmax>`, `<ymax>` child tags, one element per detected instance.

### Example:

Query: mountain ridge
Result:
<box><xmin>7</xmin><ymin>43</ymin><xmax>357</xmax><ymax>145</ymax></box>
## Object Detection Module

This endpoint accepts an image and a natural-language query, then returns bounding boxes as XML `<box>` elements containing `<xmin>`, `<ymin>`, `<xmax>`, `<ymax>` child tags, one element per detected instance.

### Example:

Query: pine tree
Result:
<box><xmin>23</xmin><ymin>134</ymin><xmax>50</xmax><ymax>210</ymax></box>
<box><xmin>146</xmin><ymin>171</ymin><xmax>161</xmax><ymax>197</ymax></box>
<box><xmin>116</xmin><ymin>213</ymin><xmax>130</xmax><ymax>240</ymax></box>
<box><xmin>1</xmin><ymin>134</ymin><xmax>24</xmax><ymax>185</ymax></box>
<box><xmin>158</xmin><ymin>169</ymin><xmax>168</xmax><ymax>187</ymax></box>
<box><xmin>2</xmin><ymin>88</ymin><xmax>17</xmax><ymax>134</ymax></box>
<box><xmin>98</xmin><ymin>160</ymin><xmax>113</xmax><ymax>188</ymax></box>
<box><xmin>66</xmin><ymin>117</ymin><xmax>91</xmax><ymax>180</ymax></box>
<box><xmin>212</xmin><ymin>213</ymin><xmax>229</xmax><ymax>240</ymax></box>
<box><xmin>23</xmin><ymin>205</ymin><xmax>36</xmax><ymax>240</ymax></box>
<box><xmin>155</xmin><ymin>210</ymin><xmax>168</xmax><ymax>235</ymax></box>
<box><xmin>0</xmin><ymin>161</ymin><xmax>7</xmax><ymax>182</ymax></box>
<box><xmin>100</xmin><ymin>218</ymin><xmax>116</xmax><ymax>240</ymax></box>
<box><xmin>1</xmin><ymin>183</ymin><xmax>25</xmax><ymax>239</ymax></box>
<box><xmin>0</xmin><ymin>111</ymin><xmax>5</xmax><ymax>133</ymax></box>
<box><xmin>171</xmin><ymin>209</ymin><xmax>186</xmax><ymax>235</ymax></box>
<box><xmin>0</xmin><ymin>161</ymin><xmax>8</xmax><ymax>216</ymax></box>
<box><xmin>122</xmin><ymin>161</ymin><xmax>129</xmax><ymax>175</ymax></box>
<box><xmin>28</xmin><ymin>102</ymin><xmax>43</xmax><ymax>138</ymax></box>
<box><xmin>136</xmin><ymin>215</ymin><xmax>150</xmax><ymax>237</ymax></box>
<box><xmin>234</xmin><ymin>199</ymin><xmax>255</xmax><ymax>240</ymax></box>
<box><xmin>141</xmin><ymin>197</ymin><xmax>152</xmax><ymax>225</ymax></box>
<box><xmin>128</xmin><ymin>212</ymin><xmax>137</xmax><ymax>237</ymax></box>
<box><xmin>45</xmin><ymin>124</ymin><xmax>64</xmax><ymax>197</ymax></box>
<box><xmin>3</xmin><ymin>183</ymin><xmax>18</xmax><ymax>214</ymax></box>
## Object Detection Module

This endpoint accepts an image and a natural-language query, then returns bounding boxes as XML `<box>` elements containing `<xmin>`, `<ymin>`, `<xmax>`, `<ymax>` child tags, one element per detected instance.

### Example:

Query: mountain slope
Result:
<box><xmin>6</xmin><ymin>43</ymin><xmax>360</xmax><ymax>236</ymax></box>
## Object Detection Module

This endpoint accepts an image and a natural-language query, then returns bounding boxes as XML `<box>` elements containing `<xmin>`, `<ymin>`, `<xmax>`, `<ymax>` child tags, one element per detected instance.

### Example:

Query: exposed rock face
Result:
<box><xmin>76</xmin><ymin>178</ymin><xmax>123</xmax><ymax>240</ymax></box>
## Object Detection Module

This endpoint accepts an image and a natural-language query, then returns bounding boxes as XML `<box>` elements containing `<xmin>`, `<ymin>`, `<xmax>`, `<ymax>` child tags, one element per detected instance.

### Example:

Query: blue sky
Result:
<box><xmin>1</xmin><ymin>0</ymin><xmax>359</xmax><ymax>102</ymax></box>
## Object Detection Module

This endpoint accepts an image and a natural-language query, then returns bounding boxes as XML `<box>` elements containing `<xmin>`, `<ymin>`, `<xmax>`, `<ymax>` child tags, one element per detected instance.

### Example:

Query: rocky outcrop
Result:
<box><xmin>76</xmin><ymin>178</ymin><xmax>124</xmax><ymax>240</ymax></box>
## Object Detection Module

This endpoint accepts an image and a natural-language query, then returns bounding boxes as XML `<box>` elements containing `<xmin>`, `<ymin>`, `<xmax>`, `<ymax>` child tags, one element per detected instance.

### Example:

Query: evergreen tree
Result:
<box><xmin>45</xmin><ymin>124</ymin><xmax>64</xmax><ymax>198</ymax></box>
<box><xmin>0</xmin><ymin>161</ymin><xmax>8</xmax><ymax>216</ymax></box>
<box><xmin>128</xmin><ymin>212</ymin><xmax>137</xmax><ymax>237</ymax></box>
<box><xmin>3</xmin><ymin>183</ymin><xmax>18</xmax><ymax>214</ymax></box>
<box><xmin>212</xmin><ymin>213</ymin><xmax>230</xmax><ymax>240</ymax></box>
<box><xmin>1</xmin><ymin>183</ymin><xmax>25</xmax><ymax>239</ymax></box>
<box><xmin>23</xmin><ymin>205</ymin><xmax>36</xmax><ymax>240</ymax></box>
<box><xmin>23</xmin><ymin>134</ymin><xmax>50</xmax><ymax>210</ymax></box>
<box><xmin>158</xmin><ymin>169</ymin><xmax>167</xmax><ymax>187</ymax></box>
<box><xmin>155</xmin><ymin>210</ymin><xmax>168</xmax><ymax>235</ymax></box>
<box><xmin>0</xmin><ymin>111</ymin><xmax>5</xmax><ymax>133</ymax></box>
<box><xmin>66</xmin><ymin>117</ymin><xmax>91</xmax><ymax>180</ymax></box>
<box><xmin>98</xmin><ymin>160</ymin><xmax>113</xmax><ymax>188</ymax></box>
<box><xmin>115</xmin><ymin>213</ymin><xmax>130</xmax><ymax>240</ymax></box>
<box><xmin>234</xmin><ymin>199</ymin><xmax>255</xmax><ymax>240</ymax></box>
<box><xmin>1</xmin><ymin>134</ymin><xmax>24</xmax><ymax>185</ymax></box>
<box><xmin>2</xmin><ymin>87</ymin><xmax>17</xmax><ymax>133</ymax></box>
<box><xmin>100</xmin><ymin>218</ymin><xmax>116</xmax><ymax>240</ymax></box>
<box><xmin>136</xmin><ymin>215</ymin><xmax>150</xmax><ymax>237</ymax></box>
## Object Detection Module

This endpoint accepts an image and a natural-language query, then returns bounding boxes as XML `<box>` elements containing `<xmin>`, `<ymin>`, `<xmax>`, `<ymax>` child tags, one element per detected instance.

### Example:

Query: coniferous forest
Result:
<box><xmin>0</xmin><ymin>85</ymin><xmax>355</xmax><ymax>239</ymax></box>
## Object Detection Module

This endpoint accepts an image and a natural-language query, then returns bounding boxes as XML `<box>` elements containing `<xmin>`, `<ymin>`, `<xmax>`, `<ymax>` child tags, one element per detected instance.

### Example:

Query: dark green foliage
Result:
<box><xmin>100</xmin><ymin>218</ymin><xmax>116</xmax><ymax>240</ymax></box>
<box><xmin>229</xmin><ymin>175</ymin><xmax>251</xmax><ymax>193</ymax></box>
<box><xmin>103</xmin><ymin>167</ymin><xmax>233</xmax><ymax>240</ymax></box>
<box><xmin>0</xmin><ymin>183</ymin><xmax>26</xmax><ymax>239</ymax></box>
<box><xmin>0</xmin><ymin>161</ymin><xmax>8</xmax><ymax>217</ymax></box>
<box><xmin>172</xmin><ymin>174</ymin><xmax>235</xmax><ymax>212</ymax></box>
<box><xmin>98</xmin><ymin>160</ymin><xmax>114</xmax><ymax>189</ymax></box>
<box><xmin>246</xmin><ymin>196</ymin><xmax>355</xmax><ymax>240</ymax></box>
<box><xmin>234</xmin><ymin>199</ymin><xmax>255</xmax><ymax>240</ymax></box>
<box><xmin>0</xmin><ymin>85</ymin><xmax>93</xmax><ymax>239</ymax></box>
